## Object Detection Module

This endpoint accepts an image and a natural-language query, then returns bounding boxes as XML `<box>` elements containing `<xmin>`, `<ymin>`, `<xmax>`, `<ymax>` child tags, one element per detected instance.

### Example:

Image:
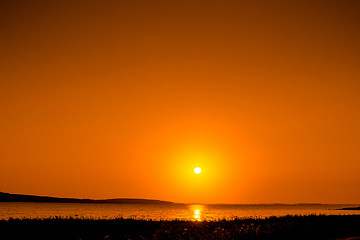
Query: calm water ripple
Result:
<box><xmin>1</xmin><ymin>203</ymin><xmax>359</xmax><ymax>221</ymax></box>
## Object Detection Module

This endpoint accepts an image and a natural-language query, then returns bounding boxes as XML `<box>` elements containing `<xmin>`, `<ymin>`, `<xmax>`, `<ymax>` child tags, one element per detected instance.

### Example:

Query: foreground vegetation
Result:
<box><xmin>1</xmin><ymin>215</ymin><xmax>360</xmax><ymax>240</ymax></box>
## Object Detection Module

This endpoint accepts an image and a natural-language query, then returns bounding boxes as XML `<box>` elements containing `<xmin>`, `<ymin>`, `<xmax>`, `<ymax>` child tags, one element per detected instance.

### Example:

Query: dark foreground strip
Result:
<box><xmin>337</xmin><ymin>237</ymin><xmax>360</xmax><ymax>240</ymax></box>
<box><xmin>1</xmin><ymin>215</ymin><xmax>360</xmax><ymax>240</ymax></box>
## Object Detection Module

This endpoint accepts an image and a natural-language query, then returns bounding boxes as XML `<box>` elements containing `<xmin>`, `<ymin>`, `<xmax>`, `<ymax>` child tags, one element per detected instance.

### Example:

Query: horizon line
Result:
<box><xmin>1</xmin><ymin>192</ymin><xmax>359</xmax><ymax>205</ymax></box>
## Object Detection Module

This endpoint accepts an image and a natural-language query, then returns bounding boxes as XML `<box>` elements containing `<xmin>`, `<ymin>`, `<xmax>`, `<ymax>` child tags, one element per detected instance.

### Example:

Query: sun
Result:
<box><xmin>194</xmin><ymin>167</ymin><xmax>201</xmax><ymax>174</ymax></box>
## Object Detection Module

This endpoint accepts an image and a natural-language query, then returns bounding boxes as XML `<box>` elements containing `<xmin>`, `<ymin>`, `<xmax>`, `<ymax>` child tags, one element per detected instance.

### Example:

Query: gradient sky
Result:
<box><xmin>1</xmin><ymin>0</ymin><xmax>360</xmax><ymax>204</ymax></box>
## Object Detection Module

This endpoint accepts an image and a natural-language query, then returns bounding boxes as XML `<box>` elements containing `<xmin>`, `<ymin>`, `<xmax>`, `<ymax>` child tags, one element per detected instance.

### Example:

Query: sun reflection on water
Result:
<box><xmin>194</xmin><ymin>209</ymin><xmax>201</xmax><ymax>220</ymax></box>
<box><xmin>190</xmin><ymin>205</ymin><xmax>204</xmax><ymax>221</ymax></box>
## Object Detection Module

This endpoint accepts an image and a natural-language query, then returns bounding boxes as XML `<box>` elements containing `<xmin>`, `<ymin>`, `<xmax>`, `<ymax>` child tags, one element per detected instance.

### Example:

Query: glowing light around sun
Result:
<box><xmin>194</xmin><ymin>167</ymin><xmax>201</xmax><ymax>174</ymax></box>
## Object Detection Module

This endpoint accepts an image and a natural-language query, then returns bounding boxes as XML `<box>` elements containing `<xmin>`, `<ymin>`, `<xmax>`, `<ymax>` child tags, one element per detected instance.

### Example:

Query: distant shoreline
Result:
<box><xmin>1</xmin><ymin>192</ymin><xmax>360</xmax><ymax>206</ymax></box>
<box><xmin>339</xmin><ymin>206</ymin><xmax>360</xmax><ymax>210</ymax></box>
<box><xmin>0</xmin><ymin>192</ymin><xmax>175</xmax><ymax>204</ymax></box>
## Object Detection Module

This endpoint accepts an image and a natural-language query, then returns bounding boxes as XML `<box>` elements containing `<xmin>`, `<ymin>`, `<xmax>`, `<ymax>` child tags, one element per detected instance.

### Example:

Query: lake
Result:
<box><xmin>1</xmin><ymin>203</ymin><xmax>359</xmax><ymax>221</ymax></box>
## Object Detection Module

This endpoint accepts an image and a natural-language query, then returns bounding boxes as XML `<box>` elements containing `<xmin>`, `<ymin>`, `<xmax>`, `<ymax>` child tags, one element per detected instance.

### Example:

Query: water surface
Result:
<box><xmin>1</xmin><ymin>203</ymin><xmax>359</xmax><ymax>221</ymax></box>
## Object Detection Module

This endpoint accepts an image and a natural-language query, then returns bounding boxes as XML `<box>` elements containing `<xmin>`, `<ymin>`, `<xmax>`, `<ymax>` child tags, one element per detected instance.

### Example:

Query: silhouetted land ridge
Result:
<box><xmin>340</xmin><ymin>206</ymin><xmax>360</xmax><ymax>210</ymax></box>
<box><xmin>0</xmin><ymin>192</ymin><xmax>174</xmax><ymax>204</ymax></box>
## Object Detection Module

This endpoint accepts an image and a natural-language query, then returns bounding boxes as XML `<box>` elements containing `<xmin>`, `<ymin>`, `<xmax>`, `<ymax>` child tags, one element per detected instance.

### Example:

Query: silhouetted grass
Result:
<box><xmin>1</xmin><ymin>215</ymin><xmax>360</xmax><ymax>240</ymax></box>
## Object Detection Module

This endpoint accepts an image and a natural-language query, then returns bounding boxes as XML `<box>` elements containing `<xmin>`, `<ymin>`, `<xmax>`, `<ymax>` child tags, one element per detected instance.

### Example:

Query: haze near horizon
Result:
<box><xmin>1</xmin><ymin>0</ymin><xmax>360</xmax><ymax>204</ymax></box>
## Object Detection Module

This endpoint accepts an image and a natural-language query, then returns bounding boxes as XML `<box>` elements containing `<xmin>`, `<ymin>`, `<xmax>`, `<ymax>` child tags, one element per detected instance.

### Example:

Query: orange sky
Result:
<box><xmin>1</xmin><ymin>0</ymin><xmax>360</xmax><ymax>204</ymax></box>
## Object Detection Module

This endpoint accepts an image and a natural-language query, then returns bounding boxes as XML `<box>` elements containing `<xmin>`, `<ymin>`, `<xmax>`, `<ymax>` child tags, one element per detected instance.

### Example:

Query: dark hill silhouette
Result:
<box><xmin>339</xmin><ymin>206</ymin><xmax>360</xmax><ymax>210</ymax></box>
<box><xmin>0</xmin><ymin>192</ymin><xmax>175</xmax><ymax>204</ymax></box>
